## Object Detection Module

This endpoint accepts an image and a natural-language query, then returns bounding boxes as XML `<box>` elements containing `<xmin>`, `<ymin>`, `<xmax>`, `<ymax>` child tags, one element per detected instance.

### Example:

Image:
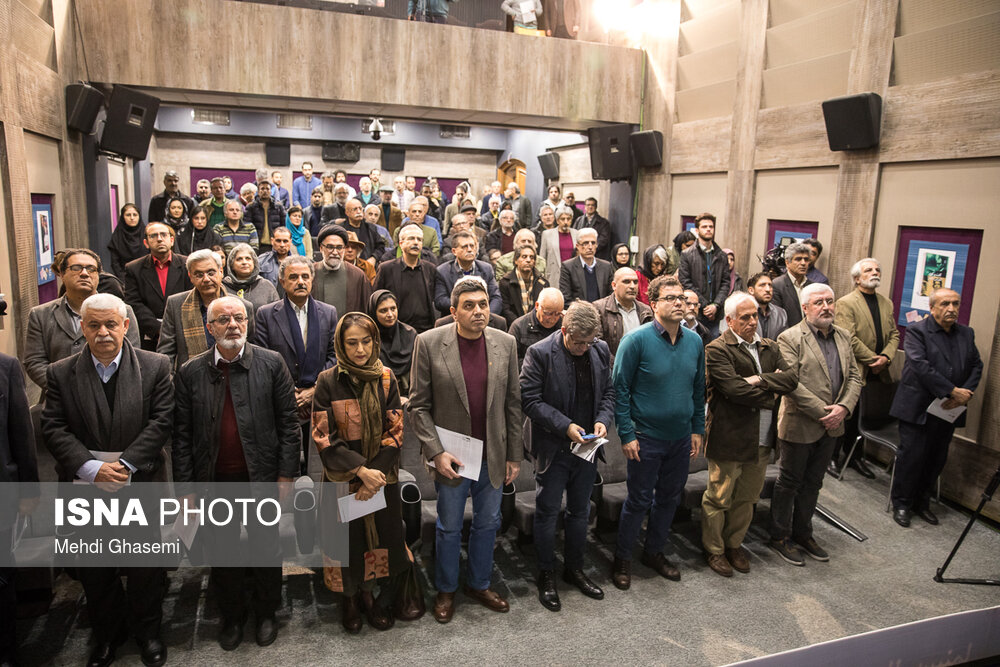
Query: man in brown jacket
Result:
<box><xmin>593</xmin><ymin>267</ymin><xmax>653</xmax><ymax>360</ymax></box>
<box><xmin>701</xmin><ymin>292</ymin><xmax>797</xmax><ymax>577</ymax></box>
<box><xmin>769</xmin><ymin>284</ymin><xmax>862</xmax><ymax>566</ymax></box>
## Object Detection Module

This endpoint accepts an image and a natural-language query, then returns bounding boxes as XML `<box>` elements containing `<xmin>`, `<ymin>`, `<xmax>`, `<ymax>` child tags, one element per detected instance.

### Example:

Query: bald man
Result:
<box><xmin>509</xmin><ymin>287</ymin><xmax>565</xmax><ymax>367</ymax></box>
<box><xmin>593</xmin><ymin>267</ymin><xmax>653</xmax><ymax>358</ymax></box>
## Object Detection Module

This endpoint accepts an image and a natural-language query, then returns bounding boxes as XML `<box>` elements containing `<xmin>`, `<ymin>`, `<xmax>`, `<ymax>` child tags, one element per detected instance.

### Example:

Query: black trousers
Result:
<box><xmin>78</xmin><ymin>566</ymin><xmax>165</xmax><ymax>644</ymax></box>
<box><xmin>891</xmin><ymin>417</ymin><xmax>954</xmax><ymax>511</ymax></box>
<box><xmin>770</xmin><ymin>436</ymin><xmax>837</xmax><ymax>541</ymax></box>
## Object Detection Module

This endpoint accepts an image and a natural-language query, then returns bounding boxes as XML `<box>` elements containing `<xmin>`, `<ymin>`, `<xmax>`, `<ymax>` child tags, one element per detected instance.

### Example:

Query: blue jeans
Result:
<box><xmin>615</xmin><ymin>435</ymin><xmax>691</xmax><ymax>560</ymax></box>
<box><xmin>435</xmin><ymin>460</ymin><xmax>502</xmax><ymax>592</ymax></box>
<box><xmin>534</xmin><ymin>449</ymin><xmax>598</xmax><ymax>572</ymax></box>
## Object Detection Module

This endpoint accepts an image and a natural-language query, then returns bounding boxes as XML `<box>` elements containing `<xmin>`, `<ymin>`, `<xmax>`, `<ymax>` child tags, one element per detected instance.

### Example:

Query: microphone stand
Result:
<box><xmin>933</xmin><ymin>463</ymin><xmax>1000</xmax><ymax>586</ymax></box>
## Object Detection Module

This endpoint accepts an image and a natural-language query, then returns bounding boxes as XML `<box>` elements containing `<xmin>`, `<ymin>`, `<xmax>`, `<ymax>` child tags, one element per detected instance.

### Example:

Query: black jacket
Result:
<box><xmin>770</xmin><ymin>273</ymin><xmax>811</xmax><ymax>328</ymax></box>
<box><xmin>0</xmin><ymin>354</ymin><xmax>38</xmax><ymax>523</ymax></box>
<box><xmin>243</xmin><ymin>199</ymin><xmax>287</xmax><ymax>242</ymax></box>
<box><xmin>374</xmin><ymin>258</ymin><xmax>438</xmax><ymax>332</ymax></box>
<box><xmin>498</xmin><ymin>270</ymin><xmax>549</xmax><ymax>327</ymax></box>
<box><xmin>679</xmin><ymin>242</ymin><xmax>731</xmax><ymax>323</ymax></box>
<box><xmin>559</xmin><ymin>257</ymin><xmax>613</xmax><ymax>304</ymax></box>
<box><xmin>148</xmin><ymin>191</ymin><xmax>196</xmax><ymax>223</ymax></box>
<box><xmin>123</xmin><ymin>253</ymin><xmax>192</xmax><ymax>343</ymax></box>
<box><xmin>509</xmin><ymin>310</ymin><xmax>562</xmax><ymax>367</ymax></box>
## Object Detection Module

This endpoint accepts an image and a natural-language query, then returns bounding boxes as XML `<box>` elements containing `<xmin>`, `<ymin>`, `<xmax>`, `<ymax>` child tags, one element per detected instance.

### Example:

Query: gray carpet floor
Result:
<box><xmin>16</xmin><ymin>464</ymin><xmax>1000</xmax><ymax>666</ymax></box>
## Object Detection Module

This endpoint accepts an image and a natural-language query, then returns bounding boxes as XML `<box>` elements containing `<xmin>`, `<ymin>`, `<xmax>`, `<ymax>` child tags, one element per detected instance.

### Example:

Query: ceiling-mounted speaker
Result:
<box><xmin>587</xmin><ymin>124</ymin><xmax>633</xmax><ymax>181</ymax></box>
<box><xmin>265</xmin><ymin>142</ymin><xmax>290</xmax><ymax>167</ymax></box>
<box><xmin>98</xmin><ymin>85</ymin><xmax>160</xmax><ymax>160</ymax></box>
<box><xmin>630</xmin><ymin>130</ymin><xmax>664</xmax><ymax>168</ymax></box>
<box><xmin>322</xmin><ymin>142</ymin><xmax>360</xmax><ymax>163</ymax></box>
<box><xmin>381</xmin><ymin>147</ymin><xmax>405</xmax><ymax>171</ymax></box>
<box><xmin>538</xmin><ymin>152</ymin><xmax>560</xmax><ymax>181</ymax></box>
<box><xmin>65</xmin><ymin>83</ymin><xmax>104</xmax><ymax>133</ymax></box>
<box><xmin>821</xmin><ymin>92</ymin><xmax>882</xmax><ymax>151</ymax></box>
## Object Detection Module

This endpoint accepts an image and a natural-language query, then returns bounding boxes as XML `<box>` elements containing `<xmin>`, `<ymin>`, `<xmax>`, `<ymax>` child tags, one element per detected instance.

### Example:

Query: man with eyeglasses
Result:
<box><xmin>769</xmin><ymin>284</ymin><xmax>861</xmax><ymax>566</ymax></box>
<box><xmin>521</xmin><ymin>301</ymin><xmax>614</xmax><ymax>612</ymax></box>
<box><xmin>157</xmin><ymin>249</ymin><xmax>255</xmax><ymax>372</ymax></box>
<box><xmin>434</xmin><ymin>230</ymin><xmax>502</xmax><ymax>317</ymax></box>
<box><xmin>124</xmin><ymin>222</ymin><xmax>192</xmax><ymax>351</ymax></box>
<box><xmin>311</xmin><ymin>225</ymin><xmax>372</xmax><ymax>317</ymax></box>
<box><xmin>25</xmin><ymin>249</ymin><xmax>141</xmax><ymax>400</ymax></box>
<box><xmin>509</xmin><ymin>287</ymin><xmax>564</xmax><ymax>367</ymax></box>
<box><xmin>701</xmin><ymin>292</ymin><xmax>797</xmax><ymax>578</ymax></box>
<box><xmin>173</xmin><ymin>296</ymin><xmax>299</xmax><ymax>651</ymax></box>
<box><xmin>558</xmin><ymin>227</ymin><xmax>613</xmax><ymax>305</ymax></box>
<box><xmin>681</xmin><ymin>289</ymin><xmax>712</xmax><ymax>346</ymax></box>
<box><xmin>610</xmin><ymin>275</ymin><xmax>705</xmax><ymax>590</ymax></box>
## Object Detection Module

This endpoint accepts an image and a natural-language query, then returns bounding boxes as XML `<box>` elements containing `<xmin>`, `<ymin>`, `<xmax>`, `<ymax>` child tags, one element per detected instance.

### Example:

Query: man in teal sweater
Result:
<box><xmin>610</xmin><ymin>275</ymin><xmax>706</xmax><ymax>590</ymax></box>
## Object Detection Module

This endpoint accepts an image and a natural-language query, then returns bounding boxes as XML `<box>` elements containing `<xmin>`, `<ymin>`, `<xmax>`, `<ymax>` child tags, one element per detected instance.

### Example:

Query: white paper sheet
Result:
<box><xmin>571</xmin><ymin>437</ymin><xmax>608</xmax><ymax>463</ymax></box>
<box><xmin>926</xmin><ymin>397</ymin><xmax>967</xmax><ymax>423</ymax></box>
<box><xmin>427</xmin><ymin>426</ymin><xmax>483</xmax><ymax>481</ymax></box>
<box><xmin>338</xmin><ymin>487</ymin><xmax>387</xmax><ymax>522</ymax></box>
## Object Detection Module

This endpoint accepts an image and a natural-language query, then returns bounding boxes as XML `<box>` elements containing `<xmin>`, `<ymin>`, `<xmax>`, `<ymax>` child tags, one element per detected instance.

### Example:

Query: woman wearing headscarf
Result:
<box><xmin>286</xmin><ymin>205</ymin><xmax>314</xmax><ymax>258</ymax></box>
<box><xmin>107</xmin><ymin>203</ymin><xmax>146</xmax><ymax>278</ymax></box>
<box><xmin>723</xmin><ymin>248</ymin><xmax>745</xmax><ymax>294</ymax></box>
<box><xmin>311</xmin><ymin>312</ymin><xmax>410</xmax><ymax>634</ymax></box>
<box><xmin>636</xmin><ymin>244</ymin><xmax>669</xmax><ymax>305</ymax></box>
<box><xmin>368</xmin><ymin>290</ymin><xmax>417</xmax><ymax>397</ymax></box>
<box><xmin>669</xmin><ymin>230</ymin><xmax>696</xmax><ymax>276</ymax></box>
<box><xmin>163</xmin><ymin>195</ymin><xmax>190</xmax><ymax>233</ymax></box>
<box><xmin>610</xmin><ymin>242</ymin><xmax>632</xmax><ymax>272</ymax></box>
<box><xmin>222</xmin><ymin>243</ymin><xmax>279</xmax><ymax>310</ymax></box>
<box><xmin>175</xmin><ymin>205</ymin><xmax>224</xmax><ymax>255</ymax></box>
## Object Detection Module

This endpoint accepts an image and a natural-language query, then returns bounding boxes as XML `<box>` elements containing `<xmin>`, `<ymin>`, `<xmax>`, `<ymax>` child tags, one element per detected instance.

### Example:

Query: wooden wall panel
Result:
<box><xmin>893</xmin><ymin>12</ymin><xmax>1000</xmax><ymax>86</ymax></box>
<box><xmin>12</xmin><ymin>0</ymin><xmax>55</xmax><ymax>70</ymax></box>
<box><xmin>669</xmin><ymin>118</ymin><xmax>731</xmax><ymax>173</ymax></box>
<box><xmin>753</xmin><ymin>103</ymin><xmax>837</xmax><ymax>169</ymax></box>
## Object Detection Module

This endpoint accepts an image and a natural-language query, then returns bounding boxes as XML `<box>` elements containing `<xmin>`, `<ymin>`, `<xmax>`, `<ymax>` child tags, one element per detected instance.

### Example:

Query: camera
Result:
<box><xmin>368</xmin><ymin>118</ymin><xmax>384</xmax><ymax>141</ymax></box>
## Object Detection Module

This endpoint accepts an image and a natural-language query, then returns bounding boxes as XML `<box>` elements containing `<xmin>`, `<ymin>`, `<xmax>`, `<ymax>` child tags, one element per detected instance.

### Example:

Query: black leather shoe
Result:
<box><xmin>826</xmin><ymin>461</ymin><xmax>843</xmax><ymax>477</ymax></box>
<box><xmin>218</xmin><ymin>617</ymin><xmax>244</xmax><ymax>651</ymax></box>
<box><xmin>914</xmin><ymin>507</ymin><xmax>939</xmax><ymax>525</ymax></box>
<box><xmin>138</xmin><ymin>637</ymin><xmax>167</xmax><ymax>667</ymax></box>
<box><xmin>563</xmin><ymin>568</ymin><xmax>604</xmax><ymax>600</ymax></box>
<box><xmin>255</xmin><ymin>615</ymin><xmax>278</xmax><ymax>647</ymax></box>
<box><xmin>536</xmin><ymin>570</ymin><xmax>561</xmax><ymax>612</ymax></box>
<box><xmin>641</xmin><ymin>551</ymin><xmax>681</xmax><ymax>581</ymax></box>
<box><xmin>611</xmin><ymin>557</ymin><xmax>631</xmax><ymax>590</ymax></box>
<box><xmin>893</xmin><ymin>508</ymin><xmax>912</xmax><ymax>528</ymax></box>
<box><xmin>848</xmin><ymin>458</ymin><xmax>876</xmax><ymax>479</ymax></box>
<box><xmin>86</xmin><ymin>643</ymin><xmax>118</xmax><ymax>667</ymax></box>
<box><xmin>342</xmin><ymin>594</ymin><xmax>363</xmax><ymax>634</ymax></box>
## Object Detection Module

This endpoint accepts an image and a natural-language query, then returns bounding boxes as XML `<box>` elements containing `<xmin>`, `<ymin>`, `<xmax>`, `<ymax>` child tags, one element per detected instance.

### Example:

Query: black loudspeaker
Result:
<box><xmin>587</xmin><ymin>124</ymin><xmax>633</xmax><ymax>181</ymax></box>
<box><xmin>630</xmin><ymin>130</ymin><xmax>664</xmax><ymax>168</ymax></box>
<box><xmin>65</xmin><ymin>83</ymin><xmax>104</xmax><ymax>133</ymax></box>
<box><xmin>322</xmin><ymin>142</ymin><xmax>360</xmax><ymax>163</ymax></box>
<box><xmin>265</xmin><ymin>142</ymin><xmax>291</xmax><ymax>167</ymax></box>
<box><xmin>98</xmin><ymin>86</ymin><xmax>160</xmax><ymax>160</ymax></box>
<box><xmin>821</xmin><ymin>92</ymin><xmax>882</xmax><ymax>151</ymax></box>
<box><xmin>538</xmin><ymin>152</ymin><xmax>560</xmax><ymax>181</ymax></box>
<box><xmin>381</xmin><ymin>147</ymin><xmax>405</xmax><ymax>172</ymax></box>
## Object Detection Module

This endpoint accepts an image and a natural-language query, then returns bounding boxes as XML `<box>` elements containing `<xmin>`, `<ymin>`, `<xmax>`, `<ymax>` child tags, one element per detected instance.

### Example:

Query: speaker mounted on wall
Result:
<box><xmin>98</xmin><ymin>86</ymin><xmax>160</xmax><ymax>160</ymax></box>
<box><xmin>65</xmin><ymin>83</ymin><xmax>104</xmax><ymax>133</ymax></box>
<box><xmin>630</xmin><ymin>130</ymin><xmax>664</xmax><ymax>168</ymax></box>
<box><xmin>821</xmin><ymin>92</ymin><xmax>882</xmax><ymax>151</ymax></box>
<box><xmin>322</xmin><ymin>142</ymin><xmax>361</xmax><ymax>163</ymax></box>
<box><xmin>381</xmin><ymin>147</ymin><xmax>405</xmax><ymax>172</ymax></box>
<box><xmin>265</xmin><ymin>142</ymin><xmax>291</xmax><ymax>167</ymax></box>
<box><xmin>538</xmin><ymin>152</ymin><xmax>560</xmax><ymax>182</ymax></box>
<box><xmin>587</xmin><ymin>124</ymin><xmax>633</xmax><ymax>181</ymax></box>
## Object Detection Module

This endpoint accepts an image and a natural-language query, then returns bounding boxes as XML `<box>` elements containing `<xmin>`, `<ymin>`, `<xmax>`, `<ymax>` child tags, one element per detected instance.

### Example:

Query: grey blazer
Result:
<box><xmin>23</xmin><ymin>296</ymin><xmax>141</xmax><ymax>397</ymax></box>
<box><xmin>156</xmin><ymin>290</ymin><xmax>255</xmax><ymax>372</ymax></box>
<box><xmin>408</xmin><ymin>324</ymin><xmax>523</xmax><ymax>489</ymax></box>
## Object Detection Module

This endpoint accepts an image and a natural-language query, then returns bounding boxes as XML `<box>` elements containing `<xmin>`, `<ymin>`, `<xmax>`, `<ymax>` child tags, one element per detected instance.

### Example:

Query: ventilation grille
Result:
<box><xmin>191</xmin><ymin>109</ymin><xmax>230</xmax><ymax>126</ymax></box>
<box><xmin>440</xmin><ymin>124</ymin><xmax>471</xmax><ymax>139</ymax></box>
<box><xmin>277</xmin><ymin>113</ymin><xmax>313</xmax><ymax>130</ymax></box>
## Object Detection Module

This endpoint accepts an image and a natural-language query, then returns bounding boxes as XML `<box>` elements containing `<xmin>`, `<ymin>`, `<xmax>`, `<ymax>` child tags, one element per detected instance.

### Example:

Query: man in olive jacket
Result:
<box><xmin>701</xmin><ymin>292</ymin><xmax>797</xmax><ymax>578</ymax></box>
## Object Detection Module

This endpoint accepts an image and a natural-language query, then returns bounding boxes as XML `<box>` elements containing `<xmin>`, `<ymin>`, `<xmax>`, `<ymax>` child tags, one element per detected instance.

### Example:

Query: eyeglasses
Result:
<box><xmin>191</xmin><ymin>269</ymin><xmax>219</xmax><ymax>280</ymax></box>
<box><xmin>807</xmin><ymin>298</ymin><xmax>835</xmax><ymax>307</ymax></box>
<box><xmin>567</xmin><ymin>334</ymin><xmax>600</xmax><ymax>348</ymax></box>
<box><xmin>209</xmin><ymin>314</ymin><xmax>248</xmax><ymax>326</ymax></box>
<box><xmin>84</xmin><ymin>320</ymin><xmax>122</xmax><ymax>331</ymax></box>
<box><xmin>656</xmin><ymin>294</ymin><xmax>684</xmax><ymax>303</ymax></box>
<box><xmin>321</xmin><ymin>243</ymin><xmax>345</xmax><ymax>251</ymax></box>
<box><xmin>66</xmin><ymin>264</ymin><xmax>99</xmax><ymax>274</ymax></box>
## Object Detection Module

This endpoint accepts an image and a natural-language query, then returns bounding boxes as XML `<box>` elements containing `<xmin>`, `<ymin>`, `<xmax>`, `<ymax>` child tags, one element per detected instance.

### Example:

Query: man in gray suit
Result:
<box><xmin>409</xmin><ymin>277</ymin><xmax>523</xmax><ymax>624</ymax></box>
<box><xmin>770</xmin><ymin>243</ymin><xmax>813</xmax><ymax>328</ymax></box>
<box><xmin>769</xmin><ymin>283</ymin><xmax>861</xmax><ymax>566</ymax></box>
<box><xmin>559</xmin><ymin>227</ymin><xmax>613</xmax><ymax>305</ymax></box>
<box><xmin>24</xmin><ymin>248</ymin><xmax>140</xmax><ymax>399</ymax></box>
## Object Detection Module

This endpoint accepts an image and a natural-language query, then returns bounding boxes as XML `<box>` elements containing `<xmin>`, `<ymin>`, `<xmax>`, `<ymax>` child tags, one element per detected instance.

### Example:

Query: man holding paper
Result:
<box><xmin>889</xmin><ymin>288</ymin><xmax>982</xmax><ymax>528</ymax></box>
<box><xmin>409</xmin><ymin>276</ymin><xmax>523</xmax><ymax>624</ymax></box>
<box><xmin>520</xmin><ymin>301</ymin><xmax>614</xmax><ymax>612</ymax></box>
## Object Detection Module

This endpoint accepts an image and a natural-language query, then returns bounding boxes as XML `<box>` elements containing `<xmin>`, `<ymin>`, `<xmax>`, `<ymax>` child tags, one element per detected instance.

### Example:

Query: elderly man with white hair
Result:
<box><xmin>485</xmin><ymin>209</ymin><xmax>518</xmax><ymax>255</ymax></box>
<box><xmin>769</xmin><ymin>283</ymin><xmax>862</xmax><ymax>566</ymax></box>
<box><xmin>701</xmin><ymin>291</ymin><xmax>798</xmax><ymax>578</ymax></box>
<box><xmin>828</xmin><ymin>257</ymin><xmax>900</xmax><ymax>479</ymax></box>
<box><xmin>493</xmin><ymin>227</ymin><xmax>547</xmax><ymax>279</ymax></box>
<box><xmin>558</xmin><ymin>227</ymin><xmax>613</xmax><ymax>304</ymax></box>
<box><xmin>770</xmin><ymin>242</ymin><xmax>814</xmax><ymax>328</ymax></box>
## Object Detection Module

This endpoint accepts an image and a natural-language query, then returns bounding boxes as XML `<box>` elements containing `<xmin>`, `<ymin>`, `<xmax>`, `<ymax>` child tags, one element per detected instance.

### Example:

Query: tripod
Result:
<box><xmin>934</xmin><ymin>463</ymin><xmax>1000</xmax><ymax>586</ymax></box>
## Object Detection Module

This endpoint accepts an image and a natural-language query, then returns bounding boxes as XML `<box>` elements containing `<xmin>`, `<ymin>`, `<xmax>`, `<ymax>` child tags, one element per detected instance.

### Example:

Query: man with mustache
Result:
<box><xmin>593</xmin><ymin>267</ymin><xmax>653</xmax><ymax>360</ymax></box>
<box><xmin>769</xmin><ymin>284</ymin><xmax>861</xmax><ymax>566</ymax></box>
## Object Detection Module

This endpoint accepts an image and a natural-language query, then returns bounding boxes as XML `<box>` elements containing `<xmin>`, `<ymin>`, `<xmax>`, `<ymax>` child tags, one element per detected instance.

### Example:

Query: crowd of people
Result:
<box><xmin>1</xmin><ymin>166</ymin><xmax>984</xmax><ymax>667</ymax></box>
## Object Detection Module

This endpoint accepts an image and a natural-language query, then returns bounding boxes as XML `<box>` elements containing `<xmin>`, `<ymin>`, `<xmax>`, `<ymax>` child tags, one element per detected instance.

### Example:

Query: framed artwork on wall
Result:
<box><xmin>681</xmin><ymin>215</ymin><xmax>696</xmax><ymax>232</ymax></box>
<box><xmin>31</xmin><ymin>194</ymin><xmax>57</xmax><ymax>303</ymax></box>
<box><xmin>891</xmin><ymin>226</ymin><xmax>983</xmax><ymax>329</ymax></box>
<box><xmin>765</xmin><ymin>219</ymin><xmax>818</xmax><ymax>254</ymax></box>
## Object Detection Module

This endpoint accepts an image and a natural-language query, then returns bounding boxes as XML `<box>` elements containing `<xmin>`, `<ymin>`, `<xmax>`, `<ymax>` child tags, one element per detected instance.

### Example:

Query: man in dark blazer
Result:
<box><xmin>409</xmin><ymin>277</ymin><xmax>522</xmax><ymax>624</ymax></box>
<box><xmin>889</xmin><ymin>288</ymin><xmax>982</xmax><ymax>528</ymax></box>
<box><xmin>24</xmin><ymin>249</ymin><xmax>141</xmax><ymax>400</ymax></box>
<box><xmin>124</xmin><ymin>222</ymin><xmax>192</xmax><ymax>350</ymax></box>
<box><xmin>320</xmin><ymin>183</ymin><xmax>350</xmax><ymax>226</ymax></box>
<box><xmin>0</xmin><ymin>354</ymin><xmax>38</xmax><ymax>667</ymax></box>
<box><xmin>770</xmin><ymin>242</ymin><xmax>813</xmax><ymax>328</ymax></box>
<box><xmin>173</xmin><ymin>296</ymin><xmax>299</xmax><ymax>651</ymax></box>
<box><xmin>572</xmin><ymin>198</ymin><xmax>612</xmax><ymax>262</ymax></box>
<box><xmin>558</xmin><ymin>227</ymin><xmax>613</xmax><ymax>304</ymax></box>
<box><xmin>42</xmin><ymin>293</ymin><xmax>173</xmax><ymax>667</ymax></box>
<box><xmin>701</xmin><ymin>292</ymin><xmax>797</xmax><ymax>578</ymax></box>
<box><xmin>254</xmin><ymin>255</ymin><xmax>338</xmax><ymax>475</ymax></box>
<box><xmin>374</xmin><ymin>225</ymin><xmax>438</xmax><ymax>332</ymax></box>
<box><xmin>521</xmin><ymin>301</ymin><xmax>614</xmax><ymax>611</ymax></box>
<box><xmin>434</xmin><ymin>231</ymin><xmax>503</xmax><ymax>316</ymax></box>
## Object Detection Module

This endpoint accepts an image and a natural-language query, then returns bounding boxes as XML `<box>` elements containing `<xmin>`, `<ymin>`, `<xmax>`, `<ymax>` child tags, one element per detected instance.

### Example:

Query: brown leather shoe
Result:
<box><xmin>640</xmin><ymin>551</ymin><xmax>680</xmax><ymax>581</ymax></box>
<box><xmin>359</xmin><ymin>590</ymin><xmax>395</xmax><ymax>631</ymax></box>
<box><xmin>705</xmin><ymin>552</ymin><xmax>733</xmax><ymax>578</ymax></box>
<box><xmin>725</xmin><ymin>546</ymin><xmax>751</xmax><ymax>574</ymax></box>
<box><xmin>433</xmin><ymin>592</ymin><xmax>455</xmax><ymax>623</ymax></box>
<box><xmin>611</xmin><ymin>556</ymin><xmax>631</xmax><ymax>590</ymax></box>
<box><xmin>462</xmin><ymin>586</ymin><xmax>509</xmax><ymax>613</ymax></box>
<box><xmin>341</xmin><ymin>593</ymin><xmax>362</xmax><ymax>634</ymax></box>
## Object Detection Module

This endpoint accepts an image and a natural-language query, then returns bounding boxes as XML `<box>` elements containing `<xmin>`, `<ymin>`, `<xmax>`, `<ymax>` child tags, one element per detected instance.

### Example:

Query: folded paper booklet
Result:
<box><xmin>571</xmin><ymin>438</ymin><xmax>608</xmax><ymax>463</ymax></box>
<box><xmin>926</xmin><ymin>397</ymin><xmax>966</xmax><ymax>424</ymax></box>
<box><xmin>427</xmin><ymin>426</ymin><xmax>483</xmax><ymax>481</ymax></box>
<box><xmin>338</xmin><ymin>487</ymin><xmax>387</xmax><ymax>523</ymax></box>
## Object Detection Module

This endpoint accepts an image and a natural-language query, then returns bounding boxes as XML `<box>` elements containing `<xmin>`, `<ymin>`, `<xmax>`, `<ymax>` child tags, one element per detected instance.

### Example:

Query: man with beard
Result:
<box><xmin>292</xmin><ymin>162</ymin><xmax>322</xmax><ymax>208</ymax></box>
<box><xmin>123</xmin><ymin>222</ymin><xmax>192</xmax><ymax>350</ymax></box>
<box><xmin>311</xmin><ymin>225</ymin><xmax>372</xmax><ymax>316</ymax></box>
<box><xmin>148</xmin><ymin>170</ymin><xmax>196</xmax><ymax>222</ymax></box>
<box><xmin>679</xmin><ymin>213</ymin><xmax>729</xmax><ymax>338</ymax></box>
<box><xmin>303</xmin><ymin>187</ymin><xmax>326</xmax><ymax>236</ymax></box>
<box><xmin>341</xmin><ymin>198</ymin><xmax>385</xmax><ymax>264</ymax></box>
<box><xmin>194</xmin><ymin>179</ymin><xmax>211</xmax><ymax>204</ymax></box>
<box><xmin>321</xmin><ymin>183</ymin><xmax>351</xmax><ymax>225</ymax></box>
<box><xmin>681</xmin><ymin>290</ymin><xmax>712</xmax><ymax>346</ymax></box>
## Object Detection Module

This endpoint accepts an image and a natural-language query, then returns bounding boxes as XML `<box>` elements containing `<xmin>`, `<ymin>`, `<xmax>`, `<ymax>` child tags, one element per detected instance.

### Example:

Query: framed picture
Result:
<box><xmin>681</xmin><ymin>215</ymin><xmax>696</xmax><ymax>232</ymax></box>
<box><xmin>31</xmin><ymin>196</ymin><xmax>55</xmax><ymax>286</ymax></box>
<box><xmin>891</xmin><ymin>227</ymin><xmax>983</xmax><ymax>328</ymax></box>
<box><xmin>109</xmin><ymin>184</ymin><xmax>119</xmax><ymax>230</ymax></box>
<box><xmin>765</xmin><ymin>219</ymin><xmax>818</xmax><ymax>254</ymax></box>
